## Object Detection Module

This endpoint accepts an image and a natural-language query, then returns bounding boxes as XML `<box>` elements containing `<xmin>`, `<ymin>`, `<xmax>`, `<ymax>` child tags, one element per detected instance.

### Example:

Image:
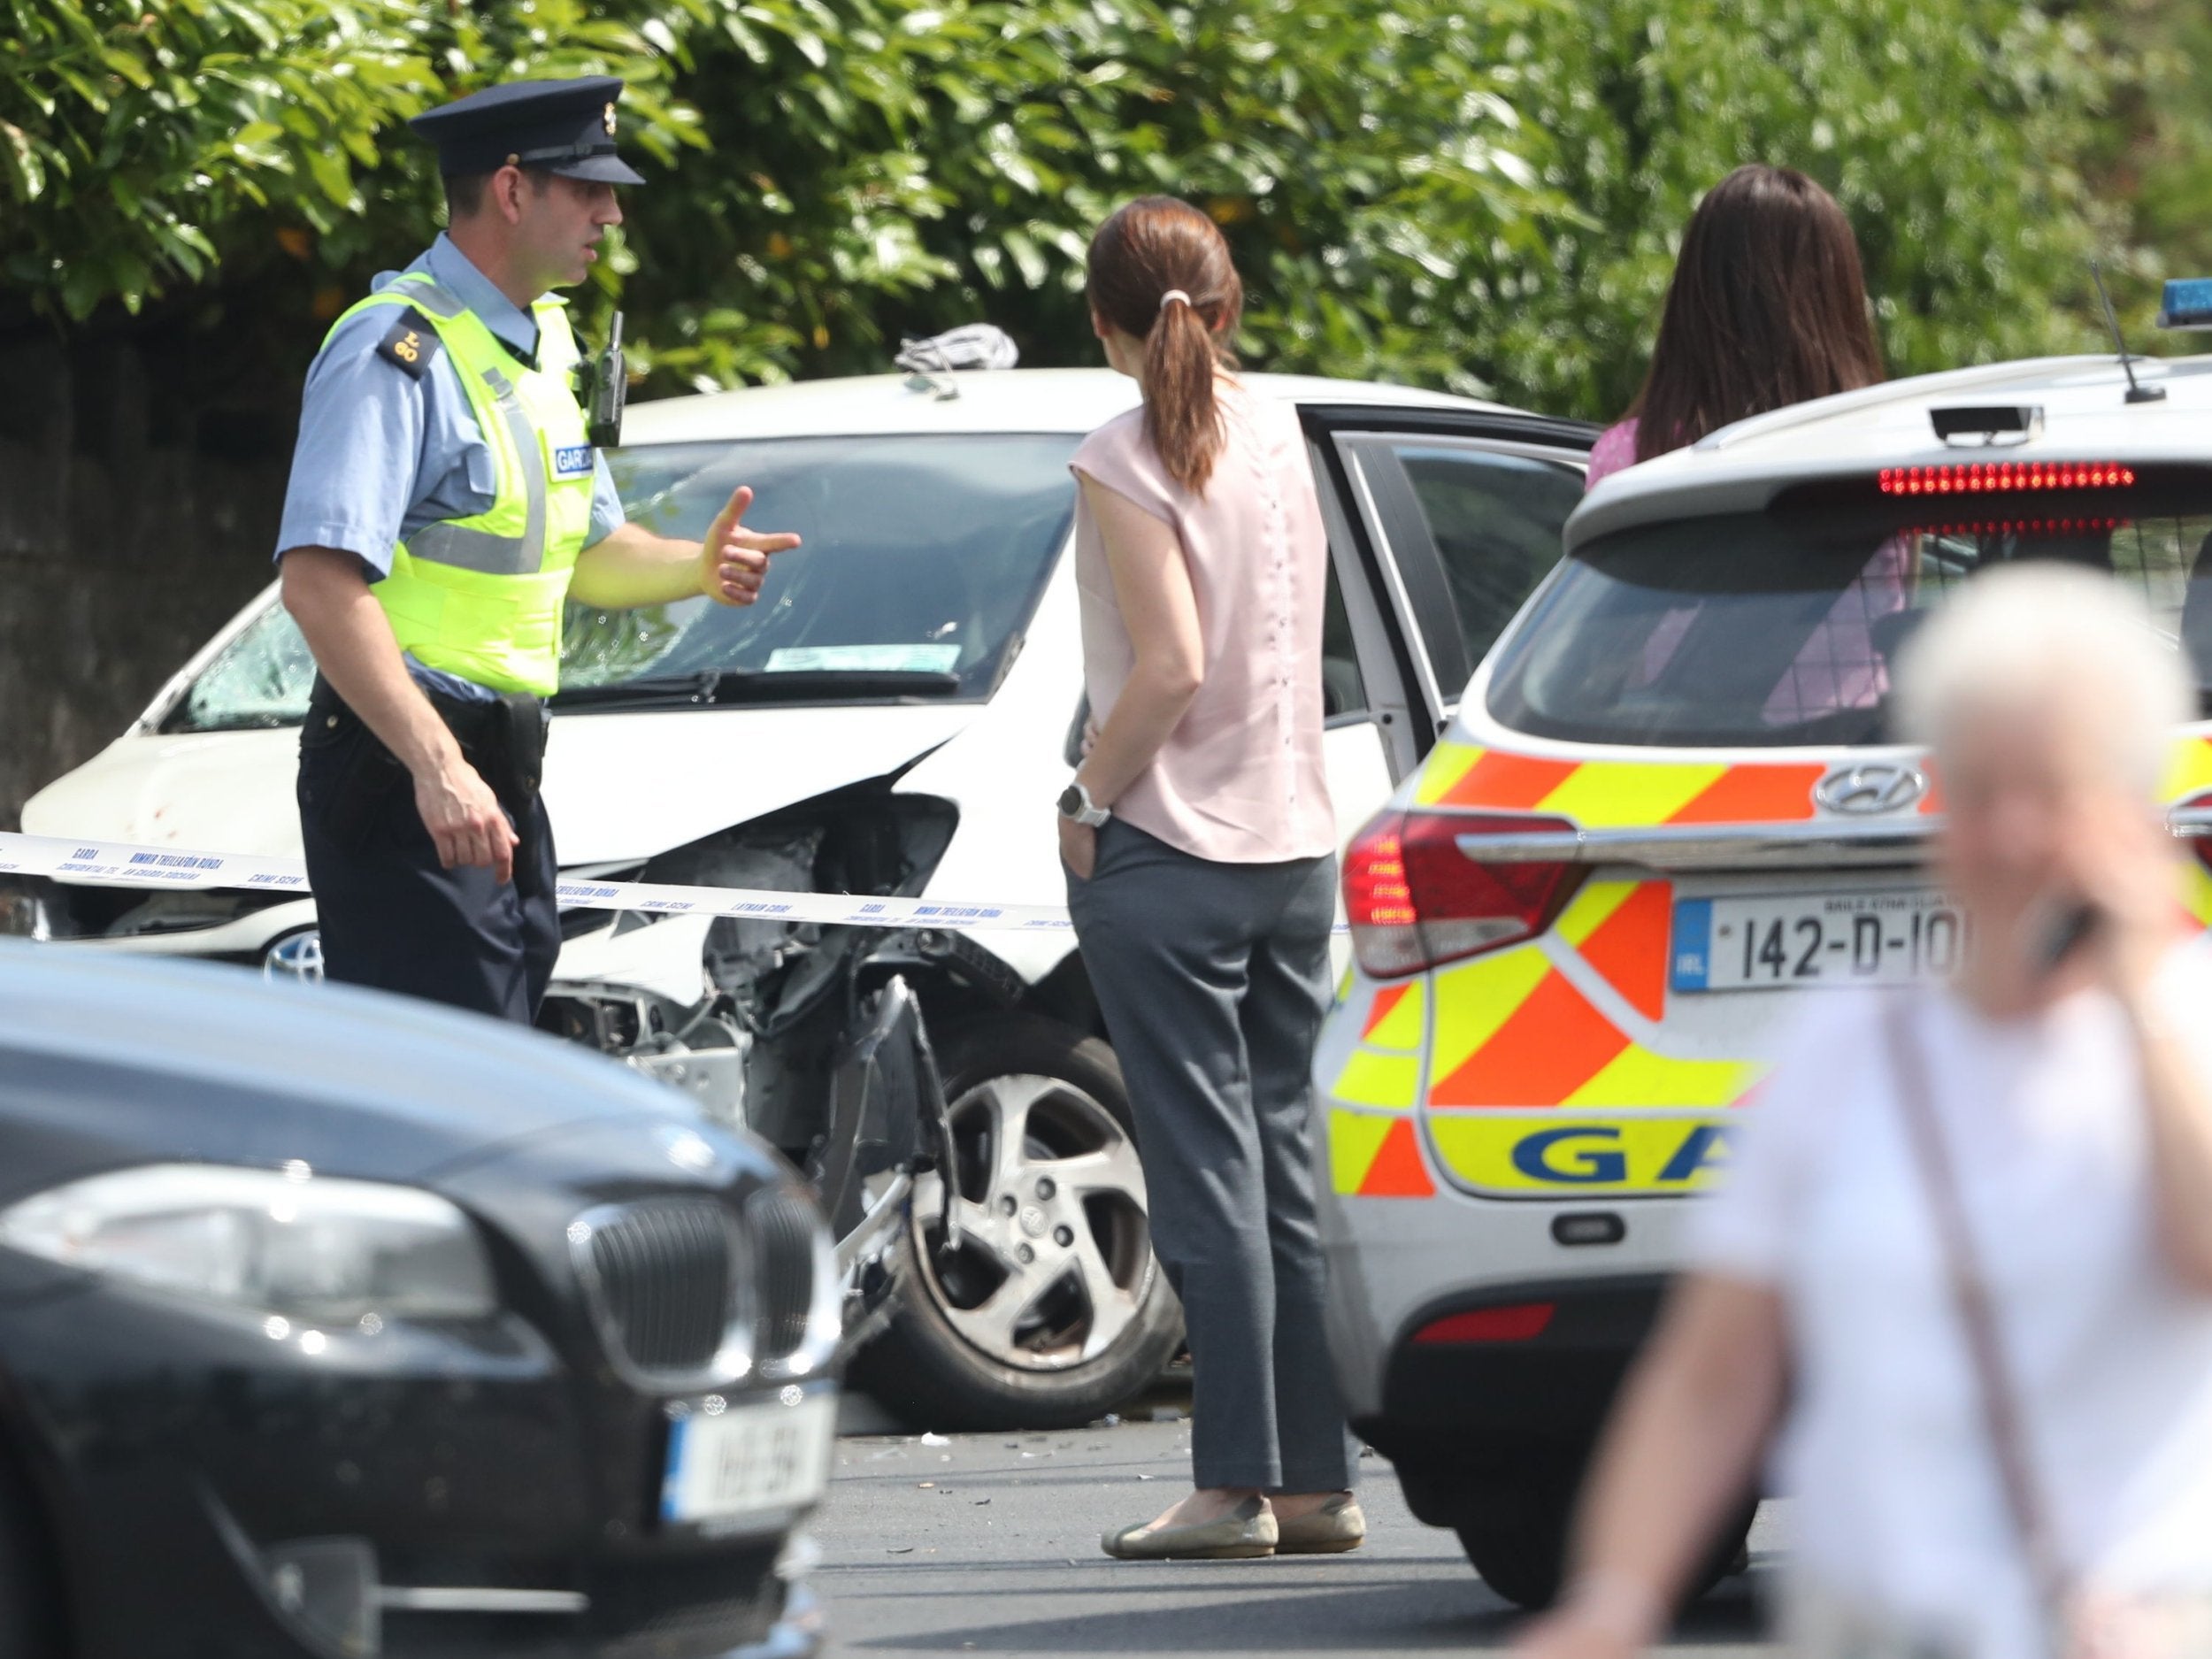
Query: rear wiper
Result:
<box><xmin>552</xmin><ymin>669</ymin><xmax>964</xmax><ymax>709</ymax></box>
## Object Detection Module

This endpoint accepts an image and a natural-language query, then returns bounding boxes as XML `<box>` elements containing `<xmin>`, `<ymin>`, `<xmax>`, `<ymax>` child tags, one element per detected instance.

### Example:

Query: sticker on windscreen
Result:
<box><xmin>764</xmin><ymin>645</ymin><xmax>962</xmax><ymax>673</ymax></box>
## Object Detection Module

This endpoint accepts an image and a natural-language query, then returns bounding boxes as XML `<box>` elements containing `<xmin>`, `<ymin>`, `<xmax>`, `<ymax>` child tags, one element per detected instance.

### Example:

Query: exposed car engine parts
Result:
<box><xmin>536</xmin><ymin>781</ymin><xmax>991</xmax><ymax>1348</ymax></box>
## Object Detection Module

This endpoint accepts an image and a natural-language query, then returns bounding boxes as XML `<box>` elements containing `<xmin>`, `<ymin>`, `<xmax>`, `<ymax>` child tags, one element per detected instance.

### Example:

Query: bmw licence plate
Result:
<box><xmin>660</xmin><ymin>1392</ymin><xmax>835</xmax><ymax>1526</ymax></box>
<box><xmin>1671</xmin><ymin>890</ymin><xmax>1963</xmax><ymax>993</ymax></box>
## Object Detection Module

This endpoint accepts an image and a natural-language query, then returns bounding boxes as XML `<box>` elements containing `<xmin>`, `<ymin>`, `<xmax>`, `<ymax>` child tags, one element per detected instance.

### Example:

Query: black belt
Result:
<box><xmin>307</xmin><ymin>675</ymin><xmax>549</xmax><ymax>807</ymax></box>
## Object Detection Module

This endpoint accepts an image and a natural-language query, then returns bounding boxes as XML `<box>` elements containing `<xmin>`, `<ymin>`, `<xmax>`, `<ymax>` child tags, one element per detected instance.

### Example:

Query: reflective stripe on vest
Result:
<box><xmin>321</xmin><ymin>273</ymin><xmax>596</xmax><ymax>695</ymax></box>
<box><xmin>407</xmin><ymin>365</ymin><xmax>548</xmax><ymax>576</ymax></box>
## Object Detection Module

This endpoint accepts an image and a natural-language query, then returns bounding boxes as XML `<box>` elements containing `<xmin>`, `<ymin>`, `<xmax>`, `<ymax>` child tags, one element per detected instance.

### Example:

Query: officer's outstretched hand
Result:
<box><xmin>700</xmin><ymin>486</ymin><xmax>802</xmax><ymax>607</ymax></box>
<box><xmin>417</xmin><ymin>759</ymin><xmax>518</xmax><ymax>883</ymax></box>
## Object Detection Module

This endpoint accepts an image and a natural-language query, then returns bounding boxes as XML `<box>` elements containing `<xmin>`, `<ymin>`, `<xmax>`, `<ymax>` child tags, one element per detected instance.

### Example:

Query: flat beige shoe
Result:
<box><xmin>1102</xmin><ymin>1496</ymin><xmax>1279</xmax><ymax>1561</ymax></box>
<box><xmin>1275</xmin><ymin>1495</ymin><xmax>1366</xmax><ymax>1555</ymax></box>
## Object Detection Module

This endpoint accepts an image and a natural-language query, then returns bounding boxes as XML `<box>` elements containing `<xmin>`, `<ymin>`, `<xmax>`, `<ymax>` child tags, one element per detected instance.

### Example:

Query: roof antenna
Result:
<box><xmin>2093</xmin><ymin>260</ymin><xmax>2166</xmax><ymax>404</ymax></box>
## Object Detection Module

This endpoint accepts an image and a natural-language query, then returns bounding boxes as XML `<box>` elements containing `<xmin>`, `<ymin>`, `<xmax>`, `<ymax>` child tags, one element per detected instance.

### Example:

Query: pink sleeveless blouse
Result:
<box><xmin>1069</xmin><ymin>380</ymin><xmax>1336</xmax><ymax>864</ymax></box>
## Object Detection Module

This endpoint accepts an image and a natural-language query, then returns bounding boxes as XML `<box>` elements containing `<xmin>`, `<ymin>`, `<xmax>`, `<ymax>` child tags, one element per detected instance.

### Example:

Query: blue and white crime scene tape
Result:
<box><xmin>0</xmin><ymin>831</ymin><xmax>1075</xmax><ymax>933</ymax></box>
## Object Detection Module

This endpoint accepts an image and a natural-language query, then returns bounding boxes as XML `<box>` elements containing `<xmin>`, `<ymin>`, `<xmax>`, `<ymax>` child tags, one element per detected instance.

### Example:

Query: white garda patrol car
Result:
<box><xmin>15</xmin><ymin>357</ymin><xmax>1595</xmax><ymax>1431</ymax></box>
<box><xmin>1314</xmin><ymin>304</ymin><xmax>2212</xmax><ymax>1608</ymax></box>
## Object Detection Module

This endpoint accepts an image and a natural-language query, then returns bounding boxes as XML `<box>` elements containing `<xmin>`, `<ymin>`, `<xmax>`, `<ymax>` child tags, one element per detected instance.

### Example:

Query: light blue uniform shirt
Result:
<box><xmin>273</xmin><ymin>234</ymin><xmax>624</xmax><ymax>699</ymax></box>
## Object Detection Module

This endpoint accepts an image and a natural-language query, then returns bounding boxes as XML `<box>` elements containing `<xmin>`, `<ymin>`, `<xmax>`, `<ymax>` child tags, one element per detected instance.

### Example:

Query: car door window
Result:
<box><xmin>1337</xmin><ymin>435</ymin><xmax>1586</xmax><ymax>711</ymax></box>
<box><xmin>1321</xmin><ymin>563</ymin><xmax>1368</xmax><ymax>718</ymax></box>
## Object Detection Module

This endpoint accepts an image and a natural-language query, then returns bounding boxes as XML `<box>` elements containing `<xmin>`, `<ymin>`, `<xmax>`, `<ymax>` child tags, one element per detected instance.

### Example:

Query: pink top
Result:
<box><xmin>1585</xmin><ymin>418</ymin><xmax>1640</xmax><ymax>490</ymax></box>
<box><xmin>1070</xmin><ymin>380</ymin><xmax>1336</xmax><ymax>864</ymax></box>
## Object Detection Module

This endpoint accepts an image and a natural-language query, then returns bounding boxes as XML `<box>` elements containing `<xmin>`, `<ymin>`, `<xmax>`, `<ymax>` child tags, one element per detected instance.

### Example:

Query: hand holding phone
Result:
<box><xmin>2032</xmin><ymin>899</ymin><xmax>2101</xmax><ymax>978</ymax></box>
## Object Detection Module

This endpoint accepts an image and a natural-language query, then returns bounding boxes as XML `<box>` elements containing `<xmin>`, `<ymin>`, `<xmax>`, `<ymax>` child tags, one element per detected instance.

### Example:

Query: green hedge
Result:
<box><xmin>2</xmin><ymin>0</ymin><xmax>2177</xmax><ymax>419</ymax></box>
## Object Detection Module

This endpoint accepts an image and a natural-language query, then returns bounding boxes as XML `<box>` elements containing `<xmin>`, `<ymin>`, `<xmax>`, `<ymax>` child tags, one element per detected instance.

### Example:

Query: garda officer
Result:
<box><xmin>273</xmin><ymin>77</ymin><xmax>799</xmax><ymax>1022</ymax></box>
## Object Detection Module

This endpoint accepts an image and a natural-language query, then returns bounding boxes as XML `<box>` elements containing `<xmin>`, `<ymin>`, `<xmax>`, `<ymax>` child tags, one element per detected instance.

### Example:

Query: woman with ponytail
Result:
<box><xmin>1060</xmin><ymin>196</ymin><xmax>1359</xmax><ymax>1562</ymax></box>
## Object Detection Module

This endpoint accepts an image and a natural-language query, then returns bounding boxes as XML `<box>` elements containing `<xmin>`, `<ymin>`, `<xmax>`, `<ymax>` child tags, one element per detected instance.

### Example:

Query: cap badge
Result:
<box><xmin>603</xmin><ymin>102</ymin><xmax>618</xmax><ymax>137</ymax></box>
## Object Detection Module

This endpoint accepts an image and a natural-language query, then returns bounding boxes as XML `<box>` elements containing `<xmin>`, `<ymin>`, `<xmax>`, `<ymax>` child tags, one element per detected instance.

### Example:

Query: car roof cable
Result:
<box><xmin>2092</xmin><ymin>259</ymin><xmax>2166</xmax><ymax>405</ymax></box>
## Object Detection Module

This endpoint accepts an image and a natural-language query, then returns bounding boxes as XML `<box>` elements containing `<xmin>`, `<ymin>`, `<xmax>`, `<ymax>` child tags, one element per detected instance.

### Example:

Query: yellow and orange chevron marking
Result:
<box><xmin>1414</xmin><ymin>741</ymin><xmax>1832</xmax><ymax>828</ymax></box>
<box><xmin>1354</xmin><ymin>729</ymin><xmax>2212</xmax><ymax>1196</ymax></box>
<box><xmin>1330</xmin><ymin>1112</ymin><xmax>1434</xmax><ymax>1198</ymax></box>
<box><xmin>1413</xmin><ymin>876</ymin><xmax>1757</xmax><ymax>1111</ymax></box>
<box><xmin>1325</xmin><ymin>978</ymin><xmax>1436</xmax><ymax>1198</ymax></box>
<box><xmin>1328</xmin><ymin>979</ymin><xmax>1424</xmax><ymax>1111</ymax></box>
<box><xmin>1557</xmin><ymin>878</ymin><xmax>1670</xmax><ymax>1022</ymax></box>
<box><xmin>1425</xmin><ymin>945</ymin><xmax>1760</xmax><ymax>1111</ymax></box>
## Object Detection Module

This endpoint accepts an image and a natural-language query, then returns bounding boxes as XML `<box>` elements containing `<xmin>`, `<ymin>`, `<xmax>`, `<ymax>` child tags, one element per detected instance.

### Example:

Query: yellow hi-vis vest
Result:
<box><xmin>326</xmin><ymin>273</ymin><xmax>598</xmax><ymax>696</ymax></box>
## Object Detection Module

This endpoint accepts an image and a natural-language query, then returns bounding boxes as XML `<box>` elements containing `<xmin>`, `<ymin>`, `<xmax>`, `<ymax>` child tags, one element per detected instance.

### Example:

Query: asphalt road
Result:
<box><xmin>808</xmin><ymin>1407</ymin><xmax>1783</xmax><ymax>1658</ymax></box>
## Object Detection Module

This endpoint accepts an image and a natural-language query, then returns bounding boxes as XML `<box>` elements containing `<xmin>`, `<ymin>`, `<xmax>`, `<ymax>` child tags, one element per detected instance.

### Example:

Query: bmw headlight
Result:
<box><xmin>0</xmin><ymin>1164</ymin><xmax>496</xmax><ymax>1322</ymax></box>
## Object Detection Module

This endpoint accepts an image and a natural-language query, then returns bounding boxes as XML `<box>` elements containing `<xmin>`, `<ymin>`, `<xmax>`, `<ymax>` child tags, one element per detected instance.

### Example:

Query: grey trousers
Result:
<box><xmin>1068</xmin><ymin>818</ymin><xmax>1356</xmax><ymax>1493</ymax></box>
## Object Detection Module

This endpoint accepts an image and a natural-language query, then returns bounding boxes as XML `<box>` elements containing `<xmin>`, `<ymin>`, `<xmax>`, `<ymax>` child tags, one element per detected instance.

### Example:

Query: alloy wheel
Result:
<box><xmin>908</xmin><ymin>1072</ymin><xmax>1154</xmax><ymax>1371</ymax></box>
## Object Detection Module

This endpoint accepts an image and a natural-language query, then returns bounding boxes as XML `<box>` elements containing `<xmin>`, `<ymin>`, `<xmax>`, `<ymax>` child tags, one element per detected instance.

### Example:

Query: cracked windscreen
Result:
<box><xmin>165</xmin><ymin>431</ymin><xmax>1079</xmax><ymax>731</ymax></box>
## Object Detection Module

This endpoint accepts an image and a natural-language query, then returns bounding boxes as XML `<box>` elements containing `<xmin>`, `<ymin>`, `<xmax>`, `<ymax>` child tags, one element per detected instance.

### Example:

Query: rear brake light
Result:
<box><xmin>1878</xmin><ymin>462</ymin><xmax>2136</xmax><ymax>496</ymax></box>
<box><xmin>1343</xmin><ymin>810</ymin><xmax>1585</xmax><ymax>978</ymax></box>
<box><xmin>1413</xmin><ymin>1302</ymin><xmax>1556</xmax><ymax>1345</ymax></box>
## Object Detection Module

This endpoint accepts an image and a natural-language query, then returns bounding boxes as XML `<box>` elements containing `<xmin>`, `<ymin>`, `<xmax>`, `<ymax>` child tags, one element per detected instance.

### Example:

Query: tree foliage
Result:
<box><xmin>0</xmin><ymin>0</ymin><xmax>2177</xmax><ymax>423</ymax></box>
<box><xmin>613</xmin><ymin>0</ymin><xmax>1564</xmax><ymax>393</ymax></box>
<box><xmin>2085</xmin><ymin>0</ymin><xmax>2212</xmax><ymax>345</ymax></box>
<box><xmin>2</xmin><ymin>0</ymin><xmax>432</xmax><ymax>318</ymax></box>
<box><xmin>1486</xmin><ymin>1</ymin><xmax>2124</xmax><ymax>417</ymax></box>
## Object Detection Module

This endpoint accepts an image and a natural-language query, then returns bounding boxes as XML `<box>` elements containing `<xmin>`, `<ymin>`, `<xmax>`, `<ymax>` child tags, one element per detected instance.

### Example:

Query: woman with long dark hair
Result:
<box><xmin>1591</xmin><ymin>164</ymin><xmax>1896</xmax><ymax>726</ymax></box>
<box><xmin>1586</xmin><ymin>163</ymin><xmax>1885</xmax><ymax>487</ymax></box>
<box><xmin>1058</xmin><ymin>196</ymin><xmax>1359</xmax><ymax>1562</ymax></box>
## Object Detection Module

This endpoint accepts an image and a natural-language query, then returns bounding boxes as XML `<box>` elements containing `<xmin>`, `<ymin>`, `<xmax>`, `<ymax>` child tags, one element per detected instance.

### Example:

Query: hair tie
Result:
<box><xmin>1158</xmin><ymin>288</ymin><xmax>1193</xmax><ymax>312</ymax></box>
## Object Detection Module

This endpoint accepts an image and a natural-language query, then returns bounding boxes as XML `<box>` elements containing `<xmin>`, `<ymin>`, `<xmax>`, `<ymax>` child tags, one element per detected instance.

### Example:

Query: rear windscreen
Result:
<box><xmin>1486</xmin><ymin>487</ymin><xmax>2212</xmax><ymax>748</ymax></box>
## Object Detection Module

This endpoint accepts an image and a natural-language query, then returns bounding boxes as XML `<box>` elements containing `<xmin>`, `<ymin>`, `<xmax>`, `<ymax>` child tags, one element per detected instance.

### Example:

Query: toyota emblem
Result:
<box><xmin>1813</xmin><ymin>762</ymin><xmax>1928</xmax><ymax>817</ymax></box>
<box><xmin>263</xmin><ymin>929</ymin><xmax>326</xmax><ymax>984</ymax></box>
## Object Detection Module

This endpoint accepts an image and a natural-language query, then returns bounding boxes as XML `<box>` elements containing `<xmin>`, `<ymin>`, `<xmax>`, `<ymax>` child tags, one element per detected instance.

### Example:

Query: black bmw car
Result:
<box><xmin>0</xmin><ymin>941</ymin><xmax>837</xmax><ymax>1658</ymax></box>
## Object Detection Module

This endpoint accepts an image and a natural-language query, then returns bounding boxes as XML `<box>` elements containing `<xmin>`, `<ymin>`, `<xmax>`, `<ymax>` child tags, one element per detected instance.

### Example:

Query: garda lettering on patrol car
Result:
<box><xmin>550</xmin><ymin>443</ymin><xmax>595</xmax><ymax>480</ymax></box>
<box><xmin>1425</xmin><ymin>1112</ymin><xmax>1735</xmax><ymax>1195</ymax></box>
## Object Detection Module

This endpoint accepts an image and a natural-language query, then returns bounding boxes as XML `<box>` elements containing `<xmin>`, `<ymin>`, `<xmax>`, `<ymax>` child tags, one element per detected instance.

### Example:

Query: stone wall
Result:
<box><xmin>0</xmin><ymin>319</ymin><xmax>294</xmax><ymax>828</ymax></box>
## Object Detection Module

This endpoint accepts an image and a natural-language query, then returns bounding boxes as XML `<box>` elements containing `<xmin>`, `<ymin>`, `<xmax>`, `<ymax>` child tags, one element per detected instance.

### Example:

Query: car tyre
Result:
<box><xmin>1455</xmin><ymin>1471</ymin><xmax>1755</xmax><ymax>1613</ymax></box>
<box><xmin>857</xmin><ymin>1014</ymin><xmax>1183</xmax><ymax>1431</ymax></box>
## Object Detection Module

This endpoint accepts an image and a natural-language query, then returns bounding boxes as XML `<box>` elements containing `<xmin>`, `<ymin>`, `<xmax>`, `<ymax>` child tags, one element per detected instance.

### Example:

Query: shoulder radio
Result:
<box><xmin>572</xmin><ymin>310</ymin><xmax>626</xmax><ymax>449</ymax></box>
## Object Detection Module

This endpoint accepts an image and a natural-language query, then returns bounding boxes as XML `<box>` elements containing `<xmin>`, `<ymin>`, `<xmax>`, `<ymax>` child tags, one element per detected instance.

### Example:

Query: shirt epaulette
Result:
<box><xmin>373</xmin><ymin>310</ymin><xmax>443</xmax><ymax>380</ymax></box>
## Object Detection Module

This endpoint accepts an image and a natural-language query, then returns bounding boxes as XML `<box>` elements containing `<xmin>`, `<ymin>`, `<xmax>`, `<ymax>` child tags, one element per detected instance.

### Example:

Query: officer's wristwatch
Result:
<box><xmin>1057</xmin><ymin>780</ymin><xmax>1110</xmax><ymax>828</ymax></box>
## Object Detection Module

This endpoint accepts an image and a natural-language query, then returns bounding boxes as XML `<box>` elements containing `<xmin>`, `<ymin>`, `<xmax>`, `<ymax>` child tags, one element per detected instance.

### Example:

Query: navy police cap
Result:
<box><xmin>409</xmin><ymin>76</ymin><xmax>645</xmax><ymax>186</ymax></box>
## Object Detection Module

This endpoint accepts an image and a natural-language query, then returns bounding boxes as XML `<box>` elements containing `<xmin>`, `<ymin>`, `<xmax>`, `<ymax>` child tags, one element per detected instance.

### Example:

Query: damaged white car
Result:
<box><xmin>17</xmin><ymin>359</ymin><xmax>1593</xmax><ymax>1428</ymax></box>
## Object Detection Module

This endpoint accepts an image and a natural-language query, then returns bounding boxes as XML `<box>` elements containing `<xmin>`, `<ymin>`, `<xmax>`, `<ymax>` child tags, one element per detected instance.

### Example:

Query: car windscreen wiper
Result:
<box><xmin>551</xmin><ymin>668</ymin><xmax>965</xmax><ymax>710</ymax></box>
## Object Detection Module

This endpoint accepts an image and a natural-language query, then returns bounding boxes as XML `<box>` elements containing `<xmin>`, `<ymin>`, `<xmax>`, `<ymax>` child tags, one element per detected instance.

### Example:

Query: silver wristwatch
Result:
<box><xmin>1057</xmin><ymin>780</ymin><xmax>1110</xmax><ymax>827</ymax></box>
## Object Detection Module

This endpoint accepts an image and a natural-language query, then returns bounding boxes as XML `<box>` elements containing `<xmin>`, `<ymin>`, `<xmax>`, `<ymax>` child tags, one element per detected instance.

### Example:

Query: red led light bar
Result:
<box><xmin>1878</xmin><ymin>462</ymin><xmax>2136</xmax><ymax>496</ymax></box>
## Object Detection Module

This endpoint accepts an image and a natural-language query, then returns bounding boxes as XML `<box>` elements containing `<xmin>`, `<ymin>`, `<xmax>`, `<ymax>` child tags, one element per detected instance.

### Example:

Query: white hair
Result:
<box><xmin>1893</xmin><ymin>562</ymin><xmax>2192</xmax><ymax>797</ymax></box>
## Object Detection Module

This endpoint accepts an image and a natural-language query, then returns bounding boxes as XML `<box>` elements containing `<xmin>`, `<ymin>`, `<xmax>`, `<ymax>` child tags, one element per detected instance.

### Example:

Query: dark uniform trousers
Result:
<box><xmin>298</xmin><ymin>680</ymin><xmax>560</xmax><ymax>1024</ymax></box>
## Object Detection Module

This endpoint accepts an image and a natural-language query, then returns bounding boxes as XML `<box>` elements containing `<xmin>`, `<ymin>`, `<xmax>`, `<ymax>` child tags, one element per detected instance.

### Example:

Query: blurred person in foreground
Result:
<box><xmin>1517</xmin><ymin>565</ymin><xmax>2212</xmax><ymax>1659</ymax></box>
<box><xmin>1058</xmin><ymin>196</ymin><xmax>1358</xmax><ymax>1561</ymax></box>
